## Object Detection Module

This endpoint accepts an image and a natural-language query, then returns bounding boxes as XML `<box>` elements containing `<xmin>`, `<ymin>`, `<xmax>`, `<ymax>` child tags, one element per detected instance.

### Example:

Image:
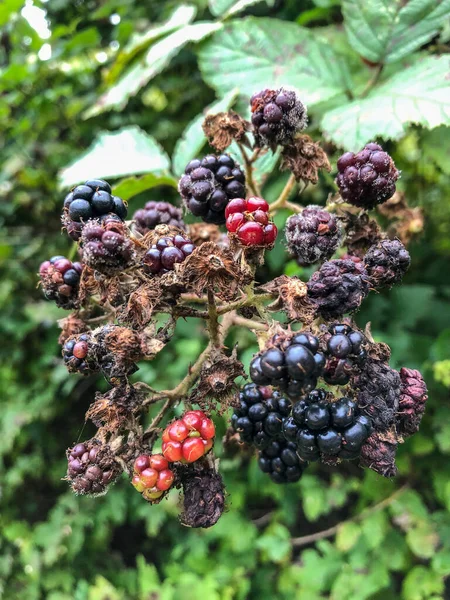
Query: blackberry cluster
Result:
<box><xmin>39</xmin><ymin>256</ymin><xmax>83</xmax><ymax>309</ymax></box>
<box><xmin>66</xmin><ymin>440</ymin><xmax>119</xmax><ymax>495</ymax></box>
<box><xmin>322</xmin><ymin>323</ymin><xmax>367</xmax><ymax>385</ymax></box>
<box><xmin>307</xmin><ymin>258</ymin><xmax>371</xmax><ymax>319</ymax></box>
<box><xmin>178</xmin><ymin>154</ymin><xmax>246</xmax><ymax>224</ymax></box>
<box><xmin>162</xmin><ymin>410</ymin><xmax>215</xmax><ymax>463</ymax></box>
<box><xmin>250</xmin><ymin>332</ymin><xmax>325</xmax><ymax>398</ymax></box>
<box><xmin>62</xmin><ymin>333</ymin><xmax>92</xmax><ymax>374</ymax></box>
<box><xmin>336</xmin><ymin>143</ymin><xmax>399</xmax><ymax>209</ymax></box>
<box><xmin>225</xmin><ymin>196</ymin><xmax>278</xmax><ymax>247</ymax></box>
<box><xmin>283</xmin><ymin>391</ymin><xmax>373</xmax><ymax>461</ymax></box>
<box><xmin>250</xmin><ymin>88</ymin><xmax>307</xmax><ymax>148</ymax></box>
<box><xmin>133</xmin><ymin>201</ymin><xmax>185</xmax><ymax>235</ymax></box>
<box><xmin>63</xmin><ymin>179</ymin><xmax>128</xmax><ymax>240</ymax></box>
<box><xmin>364</xmin><ymin>239</ymin><xmax>411</xmax><ymax>288</ymax></box>
<box><xmin>81</xmin><ymin>217</ymin><xmax>134</xmax><ymax>275</ymax></box>
<box><xmin>258</xmin><ymin>439</ymin><xmax>306</xmax><ymax>484</ymax></box>
<box><xmin>143</xmin><ymin>234</ymin><xmax>194</xmax><ymax>275</ymax></box>
<box><xmin>131</xmin><ymin>454</ymin><xmax>175</xmax><ymax>503</ymax></box>
<box><xmin>231</xmin><ymin>383</ymin><xmax>291</xmax><ymax>449</ymax></box>
<box><xmin>285</xmin><ymin>206</ymin><xmax>342</xmax><ymax>266</ymax></box>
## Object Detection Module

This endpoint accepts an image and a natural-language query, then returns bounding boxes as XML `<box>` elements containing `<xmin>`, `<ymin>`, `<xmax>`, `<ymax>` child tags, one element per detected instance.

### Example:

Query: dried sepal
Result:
<box><xmin>58</xmin><ymin>314</ymin><xmax>89</xmax><ymax>345</ymax></box>
<box><xmin>342</xmin><ymin>212</ymin><xmax>384</xmax><ymax>258</ymax></box>
<box><xmin>377</xmin><ymin>191</ymin><xmax>424</xmax><ymax>245</ymax></box>
<box><xmin>86</xmin><ymin>384</ymin><xmax>142</xmax><ymax>431</ymax></box>
<box><xmin>202</xmin><ymin>110</ymin><xmax>251</xmax><ymax>152</ymax></box>
<box><xmin>182</xmin><ymin>242</ymin><xmax>243</xmax><ymax>301</ymax></box>
<box><xmin>116</xmin><ymin>283</ymin><xmax>162</xmax><ymax>328</ymax></box>
<box><xmin>260</xmin><ymin>275</ymin><xmax>316</xmax><ymax>324</ymax></box>
<box><xmin>281</xmin><ymin>134</ymin><xmax>331</xmax><ymax>184</ymax></box>
<box><xmin>188</xmin><ymin>222</ymin><xmax>224</xmax><ymax>247</ymax></box>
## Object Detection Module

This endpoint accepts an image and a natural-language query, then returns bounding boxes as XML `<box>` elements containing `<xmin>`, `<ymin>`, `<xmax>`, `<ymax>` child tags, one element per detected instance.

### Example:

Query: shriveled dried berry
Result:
<box><xmin>396</xmin><ymin>368</ymin><xmax>428</xmax><ymax>437</ymax></box>
<box><xmin>364</xmin><ymin>238</ymin><xmax>411</xmax><ymax>288</ymax></box>
<box><xmin>133</xmin><ymin>201</ymin><xmax>185</xmax><ymax>235</ymax></box>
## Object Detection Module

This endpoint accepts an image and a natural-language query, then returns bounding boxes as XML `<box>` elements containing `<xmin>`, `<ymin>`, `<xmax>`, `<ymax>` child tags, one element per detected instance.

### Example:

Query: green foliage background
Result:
<box><xmin>1</xmin><ymin>1</ymin><xmax>450</xmax><ymax>598</ymax></box>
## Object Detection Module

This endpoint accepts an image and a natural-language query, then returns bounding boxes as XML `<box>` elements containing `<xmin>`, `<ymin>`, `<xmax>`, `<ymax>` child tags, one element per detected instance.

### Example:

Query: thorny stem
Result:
<box><xmin>207</xmin><ymin>290</ymin><xmax>220</xmax><ymax>348</ymax></box>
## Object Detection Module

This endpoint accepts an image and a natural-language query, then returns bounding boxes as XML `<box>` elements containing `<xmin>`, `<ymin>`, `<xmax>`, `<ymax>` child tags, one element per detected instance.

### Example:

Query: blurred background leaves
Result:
<box><xmin>1</xmin><ymin>0</ymin><xmax>450</xmax><ymax>598</ymax></box>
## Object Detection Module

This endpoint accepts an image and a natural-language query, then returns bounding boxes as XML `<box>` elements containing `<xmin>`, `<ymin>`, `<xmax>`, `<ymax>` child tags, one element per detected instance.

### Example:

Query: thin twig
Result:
<box><xmin>270</xmin><ymin>173</ymin><xmax>298</xmax><ymax>212</ymax></box>
<box><xmin>291</xmin><ymin>483</ymin><xmax>409</xmax><ymax>548</ymax></box>
<box><xmin>207</xmin><ymin>290</ymin><xmax>220</xmax><ymax>348</ymax></box>
<box><xmin>232</xmin><ymin>315</ymin><xmax>269</xmax><ymax>331</ymax></box>
<box><xmin>237</xmin><ymin>142</ymin><xmax>262</xmax><ymax>197</ymax></box>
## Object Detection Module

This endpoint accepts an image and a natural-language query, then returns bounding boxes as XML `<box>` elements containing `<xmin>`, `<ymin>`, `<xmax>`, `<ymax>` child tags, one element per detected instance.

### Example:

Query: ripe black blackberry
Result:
<box><xmin>322</xmin><ymin>323</ymin><xmax>367</xmax><ymax>385</ymax></box>
<box><xmin>81</xmin><ymin>217</ymin><xmax>134</xmax><ymax>275</ymax></box>
<box><xmin>250</xmin><ymin>87</ymin><xmax>307</xmax><ymax>148</ymax></box>
<box><xmin>258</xmin><ymin>439</ymin><xmax>307</xmax><ymax>484</ymax></box>
<box><xmin>178</xmin><ymin>154</ymin><xmax>246</xmax><ymax>224</ymax></box>
<box><xmin>282</xmin><ymin>390</ymin><xmax>373</xmax><ymax>462</ymax></box>
<box><xmin>63</xmin><ymin>180</ymin><xmax>127</xmax><ymax>241</ymax></box>
<box><xmin>66</xmin><ymin>439</ymin><xmax>120</xmax><ymax>495</ymax></box>
<box><xmin>143</xmin><ymin>233</ymin><xmax>194</xmax><ymax>275</ymax></box>
<box><xmin>133</xmin><ymin>201</ymin><xmax>185</xmax><ymax>235</ymax></box>
<box><xmin>336</xmin><ymin>143</ymin><xmax>399</xmax><ymax>209</ymax></box>
<box><xmin>231</xmin><ymin>383</ymin><xmax>292</xmax><ymax>449</ymax></box>
<box><xmin>285</xmin><ymin>206</ymin><xmax>342</xmax><ymax>266</ymax></box>
<box><xmin>364</xmin><ymin>239</ymin><xmax>411</xmax><ymax>288</ymax></box>
<box><xmin>249</xmin><ymin>332</ymin><xmax>325</xmax><ymax>398</ymax></box>
<box><xmin>39</xmin><ymin>256</ymin><xmax>83</xmax><ymax>309</ymax></box>
<box><xmin>307</xmin><ymin>258</ymin><xmax>371</xmax><ymax>319</ymax></box>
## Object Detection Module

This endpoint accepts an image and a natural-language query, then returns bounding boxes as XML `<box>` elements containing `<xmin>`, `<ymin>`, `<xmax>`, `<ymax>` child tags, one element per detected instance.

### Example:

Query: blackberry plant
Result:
<box><xmin>39</xmin><ymin>87</ymin><xmax>427</xmax><ymax>529</ymax></box>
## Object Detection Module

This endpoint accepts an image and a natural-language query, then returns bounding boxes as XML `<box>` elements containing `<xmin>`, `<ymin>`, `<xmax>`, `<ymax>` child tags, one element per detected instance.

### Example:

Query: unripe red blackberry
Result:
<box><xmin>250</xmin><ymin>87</ymin><xmax>307</xmax><ymax>148</ymax></box>
<box><xmin>133</xmin><ymin>201</ymin><xmax>185</xmax><ymax>235</ymax></box>
<box><xmin>142</xmin><ymin>234</ymin><xmax>194</xmax><ymax>275</ymax></box>
<box><xmin>283</xmin><ymin>390</ymin><xmax>373</xmax><ymax>462</ymax></box>
<box><xmin>81</xmin><ymin>217</ymin><xmax>134</xmax><ymax>275</ymax></box>
<box><xmin>225</xmin><ymin>197</ymin><xmax>278</xmax><ymax>248</ymax></box>
<box><xmin>307</xmin><ymin>258</ymin><xmax>371</xmax><ymax>319</ymax></box>
<box><xmin>162</xmin><ymin>410</ymin><xmax>215</xmax><ymax>463</ymax></box>
<box><xmin>396</xmin><ymin>368</ymin><xmax>428</xmax><ymax>437</ymax></box>
<box><xmin>364</xmin><ymin>238</ymin><xmax>410</xmax><ymax>288</ymax></box>
<box><xmin>250</xmin><ymin>331</ymin><xmax>325</xmax><ymax>398</ymax></box>
<box><xmin>178</xmin><ymin>154</ymin><xmax>246</xmax><ymax>224</ymax></box>
<box><xmin>62</xmin><ymin>179</ymin><xmax>127</xmax><ymax>240</ymax></box>
<box><xmin>66</xmin><ymin>439</ymin><xmax>120</xmax><ymax>495</ymax></box>
<box><xmin>231</xmin><ymin>383</ymin><xmax>291</xmax><ymax>449</ymax></box>
<box><xmin>285</xmin><ymin>206</ymin><xmax>342</xmax><ymax>265</ymax></box>
<box><xmin>131</xmin><ymin>453</ymin><xmax>175</xmax><ymax>503</ymax></box>
<box><xmin>336</xmin><ymin>143</ymin><xmax>399</xmax><ymax>209</ymax></box>
<box><xmin>321</xmin><ymin>323</ymin><xmax>367</xmax><ymax>385</ymax></box>
<box><xmin>258</xmin><ymin>439</ymin><xmax>307</xmax><ymax>484</ymax></box>
<box><xmin>39</xmin><ymin>256</ymin><xmax>83</xmax><ymax>309</ymax></box>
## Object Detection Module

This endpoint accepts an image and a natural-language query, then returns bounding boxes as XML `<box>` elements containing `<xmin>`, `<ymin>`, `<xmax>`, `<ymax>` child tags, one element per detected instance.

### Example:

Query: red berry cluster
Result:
<box><xmin>39</xmin><ymin>256</ymin><xmax>83</xmax><ymax>309</ymax></box>
<box><xmin>162</xmin><ymin>410</ymin><xmax>215</xmax><ymax>463</ymax></box>
<box><xmin>225</xmin><ymin>196</ymin><xmax>277</xmax><ymax>247</ymax></box>
<box><xmin>131</xmin><ymin>453</ymin><xmax>175</xmax><ymax>502</ymax></box>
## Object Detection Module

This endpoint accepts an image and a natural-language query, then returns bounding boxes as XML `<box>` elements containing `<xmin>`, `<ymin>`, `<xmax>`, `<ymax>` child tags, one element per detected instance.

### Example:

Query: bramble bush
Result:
<box><xmin>2</xmin><ymin>1</ymin><xmax>450</xmax><ymax>599</ymax></box>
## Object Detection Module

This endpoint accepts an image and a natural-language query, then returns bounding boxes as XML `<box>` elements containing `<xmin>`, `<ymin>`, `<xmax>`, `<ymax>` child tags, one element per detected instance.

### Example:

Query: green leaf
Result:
<box><xmin>172</xmin><ymin>88</ymin><xmax>239</xmax><ymax>176</ymax></box>
<box><xmin>402</xmin><ymin>566</ymin><xmax>445</xmax><ymax>600</ymax></box>
<box><xmin>0</xmin><ymin>0</ymin><xmax>23</xmax><ymax>27</ymax></box>
<box><xmin>198</xmin><ymin>18</ymin><xmax>352</xmax><ymax>107</ymax></box>
<box><xmin>256</xmin><ymin>523</ymin><xmax>291</xmax><ymax>563</ymax></box>
<box><xmin>59</xmin><ymin>126</ymin><xmax>171</xmax><ymax>188</ymax></box>
<box><xmin>434</xmin><ymin>360</ymin><xmax>450</xmax><ymax>387</ymax></box>
<box><xmin>321</xmin><ymin>56</ymin><xmax>450</xmax><ymax>149</ymax></box>
<box><xmin>85</xmin><ymin>22</ymin><xmax>222</xmax><ymax>118</ymax></box>
<box><xmin>209</xmin><ymin>0</ymin><xmax>274</xmax><ymax>17</ymax></box>
<box><xmin>342</xmin><ymin>0</ymin><xmax>450</xmax><ymax>64</ymax></box>
<box><xmin>406</xmin><ymin>524</ymin><xmax>440</xmax><ymax>559</ymax></box>
<box><xmin>336</xmin><ymin>522</ymin><xmax>361</xmax><ymax>552</ymax></box>
<box><xmin>112</xmin><ymin>173</ymin><xmax>178</xmax><ymax>200</ymax></box>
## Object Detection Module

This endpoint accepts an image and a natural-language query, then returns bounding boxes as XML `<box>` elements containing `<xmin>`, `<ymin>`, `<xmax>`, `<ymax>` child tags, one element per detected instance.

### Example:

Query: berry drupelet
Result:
<box><xmin>225</xmin><ymin>196</ymin><xmax>278</xmax><ymax>247</ymax></box>
<box><xmin>307</xmin><ymin>258</ymin><xmax>371</xmax><ymax>319</ymax></box>
<box><xmin>258</xmin><ymin>439</ymin><xmax>307</xmax><ymax>484</ymax></box>
<box><xmin>178</xmin><ymin>154</ymin><xmax>246</xmax><ymax>224</ymax></box>
<box><xmin>364</xmin><ymin>238</ymin><xmax>411</xmax><ymax>288</ymax></box>
<box><xmin>81</xmin><ymin>217</ymin><xmax>134</xmax><ymax>275</ymax></box>
<box><xmin>62</xmin><ymin>333</ymin><xmax>93</xmax><ymax>374</ymax></box>
<box><xmin>39</xmin><ymin>256</ymin><xmax>83</xmax><ymax>309</ymax></box>
<box><xmin>231</xmin><ymin>383</ymin><xmax>291</xmax><ymax>449</ymax></box>
<box><xmin>162</xmin><ymin>410</ymin><xmax>215</xmax><ymax>463</ymax></box>
<box><xmin>250</xmin><ymin>87</ymin><xmax>307</xmax><ymax>148</ymax></box>
<box><xmin>282</xmin><ymin>390</ymin><xmax>373</xmax><ymax>462</ymax></box>
<box><xmin>285</xmin><ymin>206</ymin><xmax>342</xmax><ymax>265</ymax></box>
<box><xmin>250</xmin><ymin>332</ymin><xmax>325</xmax><ymax>398</ymax></box>
<box><xmin>336</xmin><ymin>143</ymin><xmax>399</xmax><ymax>209</ymax></box>
<box><xmin>63</xmin><ymin>179</ymin><xmax>128</xmax><ymax>240</ymax></box>
<box><xmin>133</xmin><ymin>201</ymin><xmax>185</xmax><ymax>235</ymax></box>
<box><xmin>131</xmin><ymin>454</ymin><xmax>175</xmax><ymax>503</ymax></box>
<box><xmin>322</xmin><ymin>323</ymin><xmax>367</xmax><ymax>385</ymax></box>
<box><xmin>66</xmin><ymin>440</ymin><xmax>119</xmax><ymax>495</ymax></box>
<box><xmin>143</xmin><ymin>234</ymin><xmax>194</xmax><ymax>275</ymax></box>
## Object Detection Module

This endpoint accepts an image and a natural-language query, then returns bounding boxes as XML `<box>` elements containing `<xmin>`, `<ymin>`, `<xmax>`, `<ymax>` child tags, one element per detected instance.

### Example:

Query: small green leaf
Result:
<box><xmin>433</xmin><ymin>360</ymin><xmax>450</xmax><ymax>387</ymax></box>
<box><xmin>406</xmin><ymin>524</ymin><xmax>440</xmax><ymax>559</ymax></box>
<box><xmin>402</xmin><ymin>566</ymin><xmax>445</xmax><ymax>600</ymax></box>
<box><xmin>336</xmin><ymin>521</ymin><xmax>361</xmax><ymax>552</ymax></box>
<box><xmin>198</xmin><ymin>18</ymin><xmax>352</xmax><ymax>107</ymax></box>
<box><xmin>112</xmin><ymin>173</ymin><xmax>178</xmax><ymax>201</ymax></box>
<box><xmin>342</xmin><ymin>0</ymin><xmax>450</xmax><ymax>64</ymax></box>
<box><xmin>59</xmin><ymin>126</ymin><xmax>171</xmax><ymax>188</ymax></box>
<box><xmin>256</xmin><ymin>523</ymin><xmax>291</xmax><ymax>563</ymax></box>
<box><xmin>321</xmin><ymin>56</ymin><xmax>450</xmax><ymax>149</ymax></box>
